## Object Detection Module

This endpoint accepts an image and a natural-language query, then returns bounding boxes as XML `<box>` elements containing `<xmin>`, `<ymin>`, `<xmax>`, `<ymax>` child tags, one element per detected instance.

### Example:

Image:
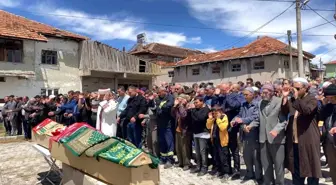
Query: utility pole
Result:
<box><xmin>287</xmin><ymin>30</ymin><xmax>293</xmax><ymax>78</ymax></box>
<box><xmin>319</xmin><ymin>58</ymin><xmax>323</xmax><ymax>79</ymax></box>
<box><xmin>296</xmin><ymin>0</ymin><xmax>304</xmax><ymax>77</ymax></box>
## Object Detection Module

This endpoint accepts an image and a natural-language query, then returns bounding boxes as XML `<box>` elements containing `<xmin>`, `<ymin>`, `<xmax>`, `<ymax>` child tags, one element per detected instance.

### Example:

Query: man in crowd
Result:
<box><xmin>142</xmin><ymin>91</ymin><xmax>159</xmax><ymax>157</ymax></box>
<box><xmin>321</xmin><ymin>84</ymin><xmax>336</xmax><ymax>184</ymax></box>
<box><xmin>233</xmin><ymin>87</ymin><xmax>262</xmax><ymax>184</ymax></box>
<box><xmin>59</xmin><ymin>91</ymin><xmax>78</xmax><ymax>126</ymax></box>
<box><xmin>117</xmin><ymin>86</ymin><xmax>129</xmax><ymax>139</ymax></box>
<box><xmin>253</xmin><ymin>84</ymin><xmax>287</xmax><ymax>185</ymax></box>
<box><xmin>155</xmin><ymin>87</ymin><xmax>175</xmax><ymax>169</ymax></box>
<box><xmin>11</xmin><ymin>97</ymin><xmax>24</xmax><ymax>136</ymax></box>
<box><xmin>246</xmin><ymin>78</ymin><xmax>254</xmax><ymax>87</ymax></box>
<box><xmin>2</xmin><ymin>95</ymin><xmax>17</xmax><ymax>136</ymax></box>
<box><xmin>190</xmin><ymin>96</ymin><xmax>210</xmax><ymax>176</ymax></box>
<box><xmin>118</xmin><ymin>86</ymin><xmax>147</xmax><ymax>148</ymax></box>
<box><xmin>223</xmin><ymin>83</ymin><xmax>245</xmax><ymax>178</ymax></box>
<box><xmin>282</xmin><ymin>78</ymin><xmax>322</xmax><ymax>185</ymax></box>
<box><xmin>172</xmin><ymin>94</ymin><xmax>192</xmax><ymax>171</ymax></box>
<box><xmin>2</xmin><ymin>96</ymin><xmax>10</xmax><ymax>135</ymax></box>
<box><xmin>204</xmin><ymin>85</ymin><xmax>218</xmax><ymax>108</ymax></box>
<box><xmin>96</xmin><ymin>90</ymin><xmax>118</xmax><ymax>137</ymax></box>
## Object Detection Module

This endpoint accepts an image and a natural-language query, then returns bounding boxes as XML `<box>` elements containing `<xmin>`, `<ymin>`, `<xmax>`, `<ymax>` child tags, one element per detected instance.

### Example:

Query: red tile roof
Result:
<box><xmin>177</xmin><ymin>36</ymin><xmax>315</xmax><ymax>66</ymax></box>
<box><xmin>129</xmin><ymin>43</ymin><xmax>204</xmax><ymax>58</ymax></box>
<box><xmin>155</xmin><ymin>61</ymin><xmax>177</xmax><ymax>68</ymax></box>
<box><xmin>0</xmin><ymin>10</ymin><xmax>88</xmax><ymax>42</ymax></box>
<box><xmin>325</xmin><ymin>60</ymin><xmax>336</xmax><ymax>65</ymax></box>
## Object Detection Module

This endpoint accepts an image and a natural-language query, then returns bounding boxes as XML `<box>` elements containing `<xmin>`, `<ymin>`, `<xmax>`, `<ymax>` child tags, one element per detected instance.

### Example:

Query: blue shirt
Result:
<box><xmin>117</xmin><ymin>95</ymin><xmax>129</xmax><ymax>116</ymax></box>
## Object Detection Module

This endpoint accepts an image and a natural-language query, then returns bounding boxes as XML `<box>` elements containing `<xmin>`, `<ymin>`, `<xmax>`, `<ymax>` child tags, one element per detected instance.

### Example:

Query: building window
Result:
<box><xmin>41</xmin><ymin>88</ymin><xmax>59</xmax><ymax>96</ymax></box>
<box><xmin>212</xmin><ymin>66</ymin><xmax>221</xmax><ymax>74</ymax></box>
<box><xmin>295</xmin><ymin>61</ymin><xmax>299</xmax><ymax>70</ymax></box>
<box><xmin>41</xmin><ymin>50</ymin><xmax>58</xmax><ymax>65</ymax></box>
<box><xmin>231</xmin><ymin>63</ymin><xmax>241</xmax><ymax>72</ymax></box>
<box><xmin>284</xmin><ymin>60</ymin><xmax>289</xmax><ymax>69</ymax></box>
<box><xmin>254</xmin><ymin>61</ymin><xmax>265</xmax><ymax>70</ymax></box>
<box><xmin>168</xmin><ymin>71</ymin><xmax>174</xmax><ymax>77</ymax></box>
<box><xmin>0</xmin><ymin>38</ymin><xmax>23</xmax><ymax>63</ymax></box>
<box><xmin>192</xmin><ymin>68</ymin><xmax>200</xmax><ymax>75</ymax></box>
<box><xmin>173</xmin><ymin>58</ymin><xmax>181</xmax><ymax>62</ymax></box>
<box><xmin>0</xmin><ymin>77</ymin><xmax>5</xmax><ymax>82</ymax></box>
<box><xmin>139</xmin><ymin>60</ymin><xmax>146</xmax><ymax>72</ymax></box>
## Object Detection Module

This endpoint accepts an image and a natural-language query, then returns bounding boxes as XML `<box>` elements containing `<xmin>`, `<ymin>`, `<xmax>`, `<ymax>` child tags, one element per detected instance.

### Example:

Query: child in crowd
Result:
<box><xmin>206</xmin><ymin>105</ymin><xmax>230</xmax><ymax>181</ymax></box>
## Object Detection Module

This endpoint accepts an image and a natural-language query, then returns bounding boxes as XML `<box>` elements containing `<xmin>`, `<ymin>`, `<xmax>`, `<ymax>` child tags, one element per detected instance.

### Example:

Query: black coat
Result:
<box><xmin>119</xmin><ymin>95</ymin><xmax>147</xmax><ymax>124</ymax></box>
<box><xmin>189</xmin><ymin>106</ymin><xmax>210</xmax><ymax>134</ymax></box>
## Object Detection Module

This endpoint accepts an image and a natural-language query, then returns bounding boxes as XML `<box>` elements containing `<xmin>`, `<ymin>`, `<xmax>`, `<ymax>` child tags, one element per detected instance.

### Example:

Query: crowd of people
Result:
<box><xmin>1</xmin><ymin>76</ymin><xmax>336</xmax><ymax>185</ymax></box>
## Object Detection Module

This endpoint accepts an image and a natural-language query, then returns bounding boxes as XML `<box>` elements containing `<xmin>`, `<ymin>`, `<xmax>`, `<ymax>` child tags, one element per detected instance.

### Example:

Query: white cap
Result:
<box><xmin>252</xmin><ymin>86</ymin><xmax>259</xmax><ymax>92</ymax></box>
<box><xmin>322</xmin><ymin>81</ymin><xmax>332</xmax><ymax>88</ymax></box>
<box><xmin>293</xmin><ymin>77</ymin><xmax>309</xmax><ymax>85</ymax></box>
<box><xmin>98</xmin><ymin>88</ymin><xmax>111</xmax><ymax>94</ymax></box>
<box><xmin>49</xmin><ymin>95</ymin><xmax>56</xmax><ymax>99</ymax></box>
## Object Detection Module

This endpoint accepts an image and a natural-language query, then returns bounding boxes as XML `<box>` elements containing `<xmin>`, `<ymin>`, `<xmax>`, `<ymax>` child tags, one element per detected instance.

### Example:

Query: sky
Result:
<box><xmin>1</xmin><ymin>0</ymin><xmax>336</xmax><ymax>65</ymax></box>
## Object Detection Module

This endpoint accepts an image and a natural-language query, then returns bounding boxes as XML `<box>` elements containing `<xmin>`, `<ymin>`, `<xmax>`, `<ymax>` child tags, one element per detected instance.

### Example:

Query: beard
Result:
<box><xmin>262</xmin><ymin>94</ymin><xmax>272</xmax><ymax>101</ymax></box>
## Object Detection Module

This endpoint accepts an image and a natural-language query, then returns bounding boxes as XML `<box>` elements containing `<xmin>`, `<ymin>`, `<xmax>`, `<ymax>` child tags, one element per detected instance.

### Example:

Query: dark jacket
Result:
<box><xmin>204</xmin><ymin>95</ymin><xmax>218</xmax><ymax>107</ymax></box>
<box><xmin>119</xmin><ymin>95</ymin><xmax>147</xmax><ymax>124</ymax></box>
<box><xmin>319</xmin><ymin>103</ymin><xmax>336</xmax><ymax>144</ymax></box>
<box><xmin>189</xmin><ymin>106</ymin><xmax>210</xmax><ymax>134</ymax></box>
<box><xmin>155</xmin><ymin>94</ymin><xmax>174</xmax><ymax>128</ymax></box>
<box><xmin>222</xmin><ymin>92</ymin><xmax>245</xmax><ymax>121</ymax></box>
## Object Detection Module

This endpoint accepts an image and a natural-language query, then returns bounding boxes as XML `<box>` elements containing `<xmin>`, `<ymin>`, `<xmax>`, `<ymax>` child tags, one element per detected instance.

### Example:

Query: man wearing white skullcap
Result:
<box><xmin>96</xmin><ymin>88</ymin><xmax>119</xmax><ymax>137</ymax></box>
<box><xmin>282</xmin><ymin>77</ymin><xmax>322</xmax><ymax>184</ymax></box>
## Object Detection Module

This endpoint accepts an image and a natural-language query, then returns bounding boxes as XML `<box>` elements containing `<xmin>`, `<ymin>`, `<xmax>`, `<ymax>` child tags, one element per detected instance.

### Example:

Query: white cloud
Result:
<box><xmin>184</xmin><ymin>0</ymin><xmax>336</xmax><ymax>62</ymax></box>
<box><xmin>198</xmin><ymin>47</ymin><xmax>218</xmax><ymax>53</ymax></box>
<box><xmin>146</xmin><ymin>32</ymin><xmax>201</xmax><ymax>46</ymax></box>
<box><xmin>0</xmin><ymin>0</ymin><xmax>20</xmax><ymax>7</ymax></box>
<box><xmin>31</xmin><ymin>3</ymin><xmax>201</xmax><ymax>46</ymax></box>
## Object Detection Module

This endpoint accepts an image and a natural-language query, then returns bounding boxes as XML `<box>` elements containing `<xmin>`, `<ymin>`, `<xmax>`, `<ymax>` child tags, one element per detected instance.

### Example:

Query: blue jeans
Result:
<box><xmin>127</xmin><ymin>123</ymin><xmax>143</xmax><ymax>148</ymax></box>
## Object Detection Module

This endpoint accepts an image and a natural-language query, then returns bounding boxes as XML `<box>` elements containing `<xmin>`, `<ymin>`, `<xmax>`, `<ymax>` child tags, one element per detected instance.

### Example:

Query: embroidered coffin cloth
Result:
<box><xmin>36</xmin><ymin>121</ymin><xmax>65</xmax><ymax>136</ymax></box>
<box><xmin>98</xmin><ymin>141</ymin><xmax>144</xmax><ymax>168</ymax></box>
<box><xmin>85</xmin><ymin>138</ymin><xmax>117</xmax><ymax>157</ymax></box>
<box><xmin>60</xmin><ymin>126</ymin><xmax>109</xmax><ymax>156</ymax></box>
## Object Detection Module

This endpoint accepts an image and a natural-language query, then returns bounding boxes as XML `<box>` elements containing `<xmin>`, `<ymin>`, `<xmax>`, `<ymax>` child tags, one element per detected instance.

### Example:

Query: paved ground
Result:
<box><xmin>0</xmin><ymin>141</ymin><xmax>333</xmax><ymax>185</ymax></box>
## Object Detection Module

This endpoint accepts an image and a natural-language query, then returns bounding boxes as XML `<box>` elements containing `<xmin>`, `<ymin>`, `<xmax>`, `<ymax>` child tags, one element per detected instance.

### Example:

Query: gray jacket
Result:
<box><xmin>251</xmin><ymin>96</ymin><xmax>287</xmax><ymax>144</ymax></box>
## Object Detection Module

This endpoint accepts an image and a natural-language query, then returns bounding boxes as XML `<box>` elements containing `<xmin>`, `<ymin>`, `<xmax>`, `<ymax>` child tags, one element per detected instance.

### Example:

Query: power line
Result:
<box><xmin>222</xmin><ymin>2</ymin><xmax>295</xmax><ymax>49</ymax></box>
<box><xmin>301</xmin><ymin>20</ymin><xmax>336</xmax><ymax>32</ymax></box>
<box><xmin>19</xmin><ymin>10</ymin><xmax>334</xmax><ymax>38</ymax></box>
<box><xmin>22</xmin><ymin>10</ymin><xmax>288</xmax><ymax>34</ymax></box>
<box><xmin>306</xmin><ymin>4</ymin><xmax>336</xmax><ymax>28</ymax></box>
<box><xmin>251</xmin><ymin>0</ymin><xmax>294</xmax><ymax>2</ymax></box>
<box><xmin>302</xmin><ymin>8</ymin><xmax>335</xmax><ymax>12</ymax></box>
<box><xmin>320</xmin><ymin>47</ymin><xmax>336</xmax><ymax>58</ymax></box>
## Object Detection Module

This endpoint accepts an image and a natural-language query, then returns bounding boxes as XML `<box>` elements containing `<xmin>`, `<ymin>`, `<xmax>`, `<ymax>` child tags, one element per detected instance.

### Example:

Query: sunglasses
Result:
<box><xmin>294</xmin><ymin>87</ymin><xmax>301</xmax><ymax>91</ymax></box>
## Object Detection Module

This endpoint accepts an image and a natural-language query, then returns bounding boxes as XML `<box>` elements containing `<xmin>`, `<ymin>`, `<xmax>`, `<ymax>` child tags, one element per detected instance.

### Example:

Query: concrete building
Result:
<box><xmin>129</xmin><ymin>34</ymin><xmax>203</xmax><ymax>85</ymax></box>
<box><xmin>0</xmin><ymin>10</ymin><xmax>161</xmax><ymax>100</ymax></box>
<box><xmin>79</xmin><ymin>41</ymin><xmax>161</xmax><ymax>91</ymax></box>
<box><xmin>172</xmin><ymin>36</ymin><xmax>315</xmax><ymax>86</ymax></box>
<box><xmin>324</xmin><ymin>61</ymin><xmax>336</xmax><ymax>78</ymax></box>
<box><xmin>0</xmin><ymin>10</ymin><xmax>87</xmax><ymax>99</ymax></box>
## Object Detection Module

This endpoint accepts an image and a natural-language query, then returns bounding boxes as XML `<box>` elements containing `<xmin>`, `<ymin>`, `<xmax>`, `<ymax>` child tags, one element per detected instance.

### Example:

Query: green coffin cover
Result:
<box><xmin>98</xmin><ymin>141</ymin><xmax>143</xmax><ymax>168</ymax></box>
<box><xmin>60</xmin><ymin>126</ymin><xmax>109</xmax><ymax>156</ymax></box>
